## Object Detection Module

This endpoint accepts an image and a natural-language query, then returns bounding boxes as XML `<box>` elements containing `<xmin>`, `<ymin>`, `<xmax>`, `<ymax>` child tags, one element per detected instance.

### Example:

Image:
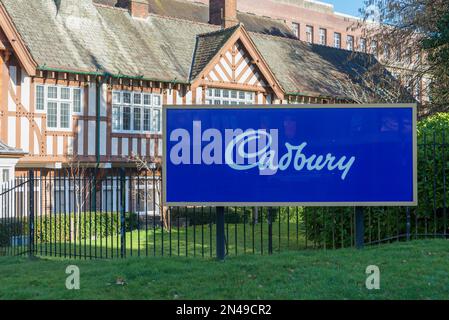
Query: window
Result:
<box><xmin>36</xmin><ymin>85</ymin><xmax>45</xmax><ymax>110</ymax></box>
<box><xmin>306</xmin><ymin>25</ymin><xmax>314</xmax><ymax>44</ymax></box>
<box><xmin>319</xmin><ymin>28</ymin><xmax>327</xmax><ymax>45</ymax></box>
<box><xmin>73</xmin><ymin>88</ymin><xmax>81</xmax><ymax>113</ymax></box>
<box><xmin>205</xmin><ymin>89</ymin><xmax>255</xmax><ymax>105</ymax></box>
<box><xmin>370</xmin><ymin>40</ymin><xmax>378</xmax><ymax>57</ymax></box>
<box><xmin>35</xmin><ymin>85</ymin><xmax>82</xmax><ymax>130</ymax></box>
<box><xmin>134</xmin><ymin>178</ymin><xmax>160</xmax><ymax>215</ymax></box>
<box><xmin>112</xmin><ymin>91</ymin><xmax>162</xmax><ymax>133</ymax></box>
<box><xmin>360</xmin><ymin>38</ymin><xmax>366</xmax><ymax>52</ymax></box>
<box><xmin>292</xmin><ymin>22</ymin><xmax>300</xmax><ymax>39</ymax></box>
<box><xmin>346</xmin><ymin>35</ymin><xmax>354</xmax><ymax>51</ymax></box>
<box><xmin>47</xmin><ymin>102</ymin><xmax>58</xmax><ymax>128</ymax></box>
<box><xmin>334</xmin><ymin>32</ymin><xmax>341</xmax><ymax>48</ymax></box>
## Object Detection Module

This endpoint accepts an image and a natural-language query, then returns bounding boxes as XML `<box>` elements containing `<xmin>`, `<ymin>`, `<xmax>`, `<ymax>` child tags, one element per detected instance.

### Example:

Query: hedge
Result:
<box><xmin>0</xmin><ymin>219</ymin><xmax>28</xmax><ymax>247</ymax></box>
<box><xmin>33</xmin><ymin>212</ymin><xmax>137</xmax><ymax>244</ymax></box>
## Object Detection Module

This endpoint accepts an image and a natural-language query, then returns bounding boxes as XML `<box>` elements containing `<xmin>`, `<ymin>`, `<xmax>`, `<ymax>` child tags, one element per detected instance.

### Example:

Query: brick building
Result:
<box><xmin>186</xmin><ymin>0</ymin><xmax>429</xmax><ymax>103</ymax></box>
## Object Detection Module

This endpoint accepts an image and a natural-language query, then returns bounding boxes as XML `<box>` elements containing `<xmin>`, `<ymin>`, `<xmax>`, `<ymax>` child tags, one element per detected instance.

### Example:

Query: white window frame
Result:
<box><xmin>360</xmin><ymin>38</ymin><xmax>367</xmax><ymax>53</ymax></box>
<box><xmin>133</xmin><ymin>178</ymin><xmax>160</xmax><ymax>216</ymax></box>
<box><xmin>112</xmin><ymin>91</ymin><xmax>162</xmax><ymax>134</ymax></box>
<box><xmin>306</xmin><ymin>25</ymin><xmax>314</xmax><ymax>44</ymax></box>
<box><xmin>292</xmin><ymin>22</ymin><xmax>300</xmax><ymax>39</ymax></box>
<box><xmin>102</xmin><ymin>178</ymin><xmax>129</xmax><ymax>212</ymax></box>
<box><xmin>205</xmin><ymin>88</ymin><xmax>255</xmax><ymax>105</ymax></box>
<box><xmin>35</xmin><ymin>84</ymin><xmax>83</xmax><ymax>132</ymax></box>
<box><xmin>334</xmin><ymin>32</ymin><xmax>341</xmax><ymax>49</ymax></box>
<box><xmin>346</xmin><ymin>35</ymin><xmax>354</xmax><ymax>51</ymax></box>
<box><xmin>371</xmin><ymin>40</ymin><xmax>378</xmax><ymax>57</ymax></box>
<box><xmin>319</xmin><ymin>28</ymin><xmax>327</xmax><ymax>45</ymax></box>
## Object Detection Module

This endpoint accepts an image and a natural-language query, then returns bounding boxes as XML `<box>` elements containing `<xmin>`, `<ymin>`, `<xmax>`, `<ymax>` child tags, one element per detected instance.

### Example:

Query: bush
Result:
<box><xmin>0</xmin><ymin>219</ymin><xmax>28</xmax><ymax>247</ymax></box>
<box><xmin>35</xmin><ymin>212</ymin><xmax>138</xmax><ymax>243</ymax></box>
<box><xmin>303</xmin><ymin>113</ymin><xmax>449</xmax><ymax>248</ymax></box>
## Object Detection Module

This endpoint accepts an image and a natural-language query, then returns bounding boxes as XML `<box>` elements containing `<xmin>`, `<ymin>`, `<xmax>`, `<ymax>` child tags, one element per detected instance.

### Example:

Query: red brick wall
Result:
<box><xmin>210</xmin><ymin>0</ymin><xmax>239</xmax><ymax>28</ymax></box>
<box><xmin>195</xmin><ymin>0</ymin><xmax>363</xmax><ymax>48</ymax></box>
<box><xmin>129</xmin><ymin>0</ymin><xmax>149</xmax><ymax>19</ymax></box>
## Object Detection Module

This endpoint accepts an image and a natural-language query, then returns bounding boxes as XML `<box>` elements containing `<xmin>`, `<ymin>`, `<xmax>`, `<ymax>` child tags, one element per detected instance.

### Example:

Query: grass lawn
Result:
<box><xmin>0</xmin><ymin>239</ymin><xmax>448</xmax><ymax>300</ymax></box>
<box><xmin>29</xmin><ymin>222</ymin><xmax>310</xmax><ymax>259</ymax></box>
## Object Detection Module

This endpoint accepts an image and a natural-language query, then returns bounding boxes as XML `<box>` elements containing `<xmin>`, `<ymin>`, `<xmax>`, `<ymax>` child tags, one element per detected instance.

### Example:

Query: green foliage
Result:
<box><xmin>303</xmin><ymin>115</ymin><xmax>449</xmax><ymax>247</ymax></box>
<box><xmin>35</xmin><ymin>212</ymin><xmax>138</xmax><ymax>243</ymax></box>
<box><xmin>417</xmin><ymin>113</ymin><xmax>449</xmax><ymax>212</ymax></box>
<box><xmin>0</xmin><ymin>219</ymin><xmax>28</xmax><ymax>247</ymax></box>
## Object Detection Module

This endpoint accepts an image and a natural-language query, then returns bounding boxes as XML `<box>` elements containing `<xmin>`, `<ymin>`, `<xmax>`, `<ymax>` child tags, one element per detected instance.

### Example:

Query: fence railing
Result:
<box><xmin>1</xmin><ymin>129</ymin><xmax>449</xmax><ymax>259</ymax></box>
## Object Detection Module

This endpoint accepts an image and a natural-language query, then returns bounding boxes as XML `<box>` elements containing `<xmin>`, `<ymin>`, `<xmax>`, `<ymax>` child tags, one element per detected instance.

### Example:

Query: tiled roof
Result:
<box><xmin>0</xmin><ymin>0</ymin><xmax>409</xmax><ymax>101</ymax></box>
<box><xmin>190</xmin><ymin>24</ymin><xmax>240</xmax><ymax>81</ymax></box>
<box><xmin>0</xmin><ymin>141</ymin><xmax>25</xmax><ymax>156</ymax></box>
<box><xmin>93</xmin><ymin>0</ymin><xmax>297</xmax><ymax>39</ymax></box>
<box><xmin>251</xmin><ymin>33</ymin><xmax>406</xmax><ymax>99</ymax></box>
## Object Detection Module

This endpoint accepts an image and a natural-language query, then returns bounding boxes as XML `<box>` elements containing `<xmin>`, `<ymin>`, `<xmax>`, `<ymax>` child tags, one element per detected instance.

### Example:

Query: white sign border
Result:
<box><xmin>162</xmin><ymin>103</ymin><xmax>418</xmax><ymax>207</ymax></box>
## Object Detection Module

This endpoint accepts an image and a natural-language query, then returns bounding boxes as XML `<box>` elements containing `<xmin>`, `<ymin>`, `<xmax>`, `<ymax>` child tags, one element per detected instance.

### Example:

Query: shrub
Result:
<box><xmin>35</xmin><ymin>212</ymin><xmax>138</xmax><ymax>243</ymax></box>
<box><xmin>0</xmin><ymin>219</ymin><xmax>28</xmax><ymax>247</ymax></box>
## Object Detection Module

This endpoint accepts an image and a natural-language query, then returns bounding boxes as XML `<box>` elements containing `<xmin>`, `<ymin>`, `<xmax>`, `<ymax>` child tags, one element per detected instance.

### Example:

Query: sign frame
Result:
<box><xmin>163</xmin><ymin>103</ymin><xmax>418</xmax><ymax>207</ymax></box>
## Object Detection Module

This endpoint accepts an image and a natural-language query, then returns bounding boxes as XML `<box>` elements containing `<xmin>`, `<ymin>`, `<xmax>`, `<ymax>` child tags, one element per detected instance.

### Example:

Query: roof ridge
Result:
<box><xmin>196</xmin><ymin>23</ymin><xmax>241</xmax><ymax>38</ymax></box>
<box><xmin>94</xmin><ymin>2</ymin><xmax>222</xmax><ymax>29</ymax></box>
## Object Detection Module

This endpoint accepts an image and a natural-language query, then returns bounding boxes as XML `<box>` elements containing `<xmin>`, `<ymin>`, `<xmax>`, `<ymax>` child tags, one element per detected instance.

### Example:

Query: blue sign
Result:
<box><xmin>163</xmin><ymin>105</ymin><xmax>417</xmax><ymax>206</ymax></box>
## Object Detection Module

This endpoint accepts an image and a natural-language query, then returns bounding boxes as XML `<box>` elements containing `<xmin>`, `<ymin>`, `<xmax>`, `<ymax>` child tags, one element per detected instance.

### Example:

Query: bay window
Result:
<box><xmin>112</xmin><ymin>91</ymin><xmax>162</xmax><ymax>133</ymax></box>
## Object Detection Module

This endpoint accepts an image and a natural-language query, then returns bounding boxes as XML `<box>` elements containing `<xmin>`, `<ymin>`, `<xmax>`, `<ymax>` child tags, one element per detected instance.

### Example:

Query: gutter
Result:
<box><xmin>37</xmin><ymin>66</ymin><xmax>190</xmax><ymax>85</ymax></box>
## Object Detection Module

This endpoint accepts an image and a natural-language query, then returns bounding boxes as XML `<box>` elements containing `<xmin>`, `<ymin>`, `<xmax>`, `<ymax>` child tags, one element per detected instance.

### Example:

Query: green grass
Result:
<box><xmin>27</xmin><ymin>222</ymin><xmax>309</xmax><ymax>259</ymax></box>
<box><xmin>0</xmin><ymin>240</ymin><xmax>449</xmax><ymax>300</ymax></box>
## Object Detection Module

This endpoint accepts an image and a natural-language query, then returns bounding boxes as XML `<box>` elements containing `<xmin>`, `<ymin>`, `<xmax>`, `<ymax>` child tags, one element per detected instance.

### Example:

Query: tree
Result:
<box><xmin>359</xmin><ymin>0</ymin><xmax>449</xmax><ymax>115</ymax></box>
<box><xmin>66</xmin><ymin>155</ymin><xmax>92</xmax><ymax>239</ymax></box>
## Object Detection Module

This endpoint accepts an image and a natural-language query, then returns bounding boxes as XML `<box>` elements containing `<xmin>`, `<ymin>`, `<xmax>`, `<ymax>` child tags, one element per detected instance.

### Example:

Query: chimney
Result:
<box><xmin>209</xmin><ymin>0</ymin><xmax>238</xmax><ymax>29</ymax></box>
<box><xmin>128</xmin><ymin>0</ymin><xmax>149</xmax><ymax>19</ymax></box>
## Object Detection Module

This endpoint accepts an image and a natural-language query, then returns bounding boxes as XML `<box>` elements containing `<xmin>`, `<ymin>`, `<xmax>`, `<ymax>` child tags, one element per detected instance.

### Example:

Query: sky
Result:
<box><xmin>324</xmin><ymin>0</ymin><xmax>366</xmax><ymax>17</ymax></box>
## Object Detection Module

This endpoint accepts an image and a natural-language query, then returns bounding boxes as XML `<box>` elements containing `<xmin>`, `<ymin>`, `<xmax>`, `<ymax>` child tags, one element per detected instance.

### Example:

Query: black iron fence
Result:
<box><xmin>1</xmin><ymin>131</ymin><xmax>449</xmax><ymax>259</ymax></box>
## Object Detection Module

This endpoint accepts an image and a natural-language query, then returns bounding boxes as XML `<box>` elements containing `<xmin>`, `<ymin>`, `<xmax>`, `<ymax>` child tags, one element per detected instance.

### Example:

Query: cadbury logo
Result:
<box><xmin>169</xmin><ymin>121</ymin><xmax>356</xmax><ymax>180</ymax></box>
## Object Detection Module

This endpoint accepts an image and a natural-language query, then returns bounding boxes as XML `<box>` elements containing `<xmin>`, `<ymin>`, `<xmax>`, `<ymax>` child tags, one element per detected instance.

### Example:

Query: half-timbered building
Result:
<box><xmin>0</xmin><ymin>0</ymin><xmax>408</xmax><ymax>213</ymax></box>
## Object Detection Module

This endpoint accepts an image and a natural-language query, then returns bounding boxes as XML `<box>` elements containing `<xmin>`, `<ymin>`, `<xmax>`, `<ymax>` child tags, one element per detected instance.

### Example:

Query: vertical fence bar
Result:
<box><xmin>216</xmin><ymin>206</ymin><xmax>225</xmax><ymax>261</ymax></box>
<box><xmin>243</xmin><ymin>207</ymin><xmax>247</xmax><ymax>254</ymax></box>
<box><xmin>137</xmin><ymin>176</ymin><xmax>141</xmax><ymax>257</ymax></box>
<box><xmin>433</xmin><ymin>131</ymin><xmax>437</xmax><ymax>236</ymax></box>
<box><xmin>441</xmin><ymin>129</ymin><xmax>447</xmax><ymax>237</ymax></box>
<box><xmin>120</xmin><ymin>168</ymin><xmax>126</xmax><ymax>258</ymax></box>
<box><xmin>406</xmin><ymin>207</ymin><xmax>411</xmax><ymax>241</ymax></box>
<box><xmin>234</xmin><ymin>207</ymin><xmax>237</xmax><ymax>256</ymax></box>
<box><xmin>28</xmin><ymin>170</ymin><xmax>35</xmax><ymax>258</ymax></box>
<box><xmin>193</xmin><ymin>207</ymin><xmax>196</xmax><ymax>257</ymax></box>
<box><xmin>252</xmin><ymin>207</ymin><xmax>256</xmax><ymax>254</ymax></box>
<box><xmin>209</xmin><ymin>207</ymin><xmax>213</xmax><ymax>257</ymax></box>
<box><xmin>145</xmin><ymin>171</ymin><xmax>148</xmax><ymax>257</ymax></box>
<box><xmin>153</xmin><ymin>170</ymin><xmax>156</xmax><ymax>256</ymax></box>
<box><xmin>201</xmin><ymin>207</ymin><xmax>204</xmax><ymax>258</ymax></box>
<box><xmin>268</xmin><ymin>207</ymin><xmax>273</xmax><ymax>255</ymax></box>
<box><xmin>355</xmin><ymin>207</ymin><xmax>364</xmax><ymax>249</ymax></box>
